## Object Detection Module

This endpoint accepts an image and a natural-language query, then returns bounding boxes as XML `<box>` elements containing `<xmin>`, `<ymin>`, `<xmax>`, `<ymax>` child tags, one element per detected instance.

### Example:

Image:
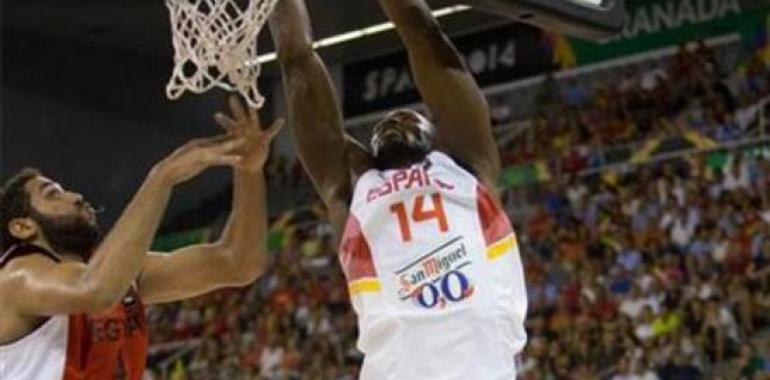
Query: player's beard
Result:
<box><xmin>29</xmin><ymin>209</ymin><xmax>101</xmax><ymax>261</ymax></box>
<box><xmin>373</xmin><ymin>141</ymin><xmax>430</xmax><ymax>171</ymax></box>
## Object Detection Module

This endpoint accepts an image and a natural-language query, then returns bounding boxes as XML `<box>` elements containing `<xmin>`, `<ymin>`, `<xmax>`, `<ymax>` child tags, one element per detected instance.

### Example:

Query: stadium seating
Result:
<box><xmin>145</xmin><ymin>39</ymin><xmax>770</xmax><ymax>380</ymax></box>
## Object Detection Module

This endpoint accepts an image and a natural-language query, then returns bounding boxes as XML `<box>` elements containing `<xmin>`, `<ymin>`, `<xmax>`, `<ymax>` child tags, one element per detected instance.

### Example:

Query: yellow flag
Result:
<box><xmin>170</xmin><ymin>359</ymin><xmax>187</xmax><ymax>380</ymax></box>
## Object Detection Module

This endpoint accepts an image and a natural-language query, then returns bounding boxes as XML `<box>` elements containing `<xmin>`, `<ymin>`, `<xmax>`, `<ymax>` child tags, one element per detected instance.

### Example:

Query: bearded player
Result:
<box><xmin>0</xmin><ymin>97</ymin><xmax>282</xmax><ymax>379</ymax></box>
<box><xmin>270</xmin><ymin>0</ymin><xmax>527</xmax><ymax>378</ymax></box>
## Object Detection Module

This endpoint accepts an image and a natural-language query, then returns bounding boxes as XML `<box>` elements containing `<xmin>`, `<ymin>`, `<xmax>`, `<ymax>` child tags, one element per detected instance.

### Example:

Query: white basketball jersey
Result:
<box><xmin>339</xmin><ymin>151</ymin><xmax>528</xmax><ymax>380</ymax></box>
<box><xmin>0</xmin><ymin>316</ymin><xmax>69</xmax><ymax>379</ymax></box>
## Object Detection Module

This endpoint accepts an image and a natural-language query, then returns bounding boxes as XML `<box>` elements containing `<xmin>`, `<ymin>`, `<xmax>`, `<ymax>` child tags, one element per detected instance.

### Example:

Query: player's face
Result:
<box><xmin>23</xmin><ymin>176</ymin><xmax>101</xmax><ymax>259</ymax></box>
<box><xmin>370</xmin><ymin>109</ymin><xmax>435</xmax><ymax>170</ymax></box>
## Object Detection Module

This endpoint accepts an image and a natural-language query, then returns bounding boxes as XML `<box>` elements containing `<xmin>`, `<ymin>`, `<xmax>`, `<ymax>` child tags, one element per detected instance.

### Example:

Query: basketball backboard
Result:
<box><xmin>471</xmin><ymin>0</ymin><xmax>625</xmax><ymax>40</ymax></box>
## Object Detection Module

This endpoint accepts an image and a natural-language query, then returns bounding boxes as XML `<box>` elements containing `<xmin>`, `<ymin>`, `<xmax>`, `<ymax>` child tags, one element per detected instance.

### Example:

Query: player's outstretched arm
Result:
<box><xmin>139</xmin><ymin>96</ymin><xmax>283</xmax><ymax>304</ymax></box>
<box><xmin>377</xmin><ymin>0</ymin><xmax>501</xmax><ymax>185</ymax></box>
<box><xmin>1</xmin><ymin>136</ymin><xmax>246</xmax><ymax>315</ymax></box>
<box><xmin>268</xmin><ymin>0</ymin><xmax>362</xmax><ymax>222</ymax></box>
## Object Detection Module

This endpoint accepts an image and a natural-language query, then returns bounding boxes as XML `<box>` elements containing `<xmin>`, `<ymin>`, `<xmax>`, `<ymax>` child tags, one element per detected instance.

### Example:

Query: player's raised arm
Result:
<box><xmin>268</xmin><ymin>0</ymin><xmax>367</xmax><ymax>221</ymax></box>
<box><xmin>377</xmin><ymin>0</ymin><xmax>500</xmax><ymax>184</ymax></box>
<box><xmin>1</xmin><ymin>136</ymin><xmax>246</xmax><ymax>315</ymax></box>
<box><xmin>138</xmin><ymin>97</ymin><xmax>283</xmax><ymax>304</ymax></box>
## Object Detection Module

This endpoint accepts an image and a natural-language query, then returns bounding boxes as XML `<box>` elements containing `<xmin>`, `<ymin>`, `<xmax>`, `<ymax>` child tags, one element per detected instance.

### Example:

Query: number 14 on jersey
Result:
<box><xmin>389</xmin><ymin>193</ymin><xmax>449</xmax><ymax>242</ymax></box>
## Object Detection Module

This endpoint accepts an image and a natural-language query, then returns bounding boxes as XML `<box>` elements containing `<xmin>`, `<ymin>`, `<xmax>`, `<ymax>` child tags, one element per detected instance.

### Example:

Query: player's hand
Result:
<box><xmin>153</xmin><ymin>134</ymin><xmax>246</xmax><ymax>186</ymax></box>
<box><xmin>214</xmin><ymin>95</ymin><xmax>285</xmax><ymax>174</ymax></box>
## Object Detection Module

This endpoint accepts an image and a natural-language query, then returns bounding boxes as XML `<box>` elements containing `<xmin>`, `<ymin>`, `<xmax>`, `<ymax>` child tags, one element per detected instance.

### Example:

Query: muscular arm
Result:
<box><xmin>138</xmin><ymin>168</ymin><xmax>269</xmax><ymax>304</ymax></box>
<box><xmin>269</xmin><ymin>0</ymin><xmax>355</xmax><ymax>221</ymax></box>
<box><xmin>0</xmin><ymin>136</ymin><xmax>244</xmax><ymax>315</ymax></box>
<box><xmin>2</xmin><ymin>174</ymin><xmax>172</xmax><ymax>315</ymax></box>
<box><xmin>377</xmin><ymin>0</ymin><xmax>501</xmax><ymax>186</ymax></box>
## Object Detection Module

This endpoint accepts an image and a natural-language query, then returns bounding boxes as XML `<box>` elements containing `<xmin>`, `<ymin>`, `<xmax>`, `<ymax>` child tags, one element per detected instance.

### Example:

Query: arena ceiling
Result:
<box><xmin>0</xmin><ymin>0</ymin><xmax>519</xmax><ymax>226</ymax></box>
<box><xmin>3</xmin><ymin>0</ymin><xmax>510</xmax><ymax>68</ymax></box>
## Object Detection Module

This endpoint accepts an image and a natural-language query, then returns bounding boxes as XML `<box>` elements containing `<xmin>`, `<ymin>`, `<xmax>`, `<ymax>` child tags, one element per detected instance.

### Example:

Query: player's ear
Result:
<box><xmin>8</xmin><ymin>217</ymin><xmax>38</xmax><ymax>241</ymax></box>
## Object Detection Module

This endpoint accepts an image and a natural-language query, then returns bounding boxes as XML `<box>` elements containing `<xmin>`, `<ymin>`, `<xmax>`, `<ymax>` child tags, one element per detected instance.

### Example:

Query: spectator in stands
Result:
<box><xmin>145</xmin><ymin>38</ymin><xmax>770</xmax><ymax>380</ymax></box>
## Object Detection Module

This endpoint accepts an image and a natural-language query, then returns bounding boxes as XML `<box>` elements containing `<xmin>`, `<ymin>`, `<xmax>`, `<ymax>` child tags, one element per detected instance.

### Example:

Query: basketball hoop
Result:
<box><xmin>164</xmin><ymin>0</ymin><xmax>280</xmax><ymax>108</ymax></box>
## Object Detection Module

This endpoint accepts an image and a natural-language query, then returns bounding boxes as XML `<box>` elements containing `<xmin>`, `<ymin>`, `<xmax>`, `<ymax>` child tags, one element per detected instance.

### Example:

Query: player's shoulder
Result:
<box><xmin>430</xmin><ymin>150</ymin><xmax>474</xmax><ymax>172</ymax></box>
<box><xmin>2</xmin><ymin>252</ymin><xmax>60</xmax><ymax>272</ymax></box>
<box><xmin>435</xmin><ymin>149</ymin><xmax>501</xmax><ymax>200</ymax></box>
<box><xmin>0</xmin><ymin>251</ymin><xmax>63</xmax><ymax>291</ymax></box>
<box><xmin>0</xmin><ymin>253</ymin><xmax>63</xmax><ymax>336</ymax></box>
<box><xmin>432</xmin><ymin>149</ymin><xmax>491</xmax><ymax>181</ymax></box>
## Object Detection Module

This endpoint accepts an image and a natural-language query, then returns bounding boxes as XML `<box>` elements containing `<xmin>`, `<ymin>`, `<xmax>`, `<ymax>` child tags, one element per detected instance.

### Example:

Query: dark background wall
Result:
<box><xmin>1</xmin><ymin>25</ymin><xmax>276</xmax><ymax>231</ymax></box>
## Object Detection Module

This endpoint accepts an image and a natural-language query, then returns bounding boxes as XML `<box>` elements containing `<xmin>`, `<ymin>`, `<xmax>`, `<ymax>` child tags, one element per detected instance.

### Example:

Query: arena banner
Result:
<box><xmin>567</xmin><ymin>0</ymin><xmax>770</xmax><ymax>67</ymax></box>
<box><xmin>342</xmin><ymin>23</ymin><xmax>558</xmax><ymax>117</ymax></box>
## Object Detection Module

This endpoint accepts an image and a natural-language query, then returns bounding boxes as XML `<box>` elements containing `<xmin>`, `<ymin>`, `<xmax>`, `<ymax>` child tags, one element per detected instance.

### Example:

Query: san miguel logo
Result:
<box><xmin>395</xmin><ymin>236</ymin><xmax>475</xmax><ymax>309</ymax></box>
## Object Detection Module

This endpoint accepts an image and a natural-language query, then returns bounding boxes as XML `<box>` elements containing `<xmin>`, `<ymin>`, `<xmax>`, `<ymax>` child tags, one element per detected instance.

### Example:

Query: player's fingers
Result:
<box><xmin>229</xmin><ymin>95</ymin><xmax>248</xmax><ymax>122</ymax></box>
<box><xmin>204</xmin><ymin>154</ymin><xmax>243</xmax><ymax>168</ymax></box>
<box><xmin>183</xmin><ymin>134</ymin><xmax>230</xmax><ymax>152</ymax></box>
<box><xmin>195</xmin><ymin>134</ymin><xmax>238</xmax><ymax>148</ymax></box>
<box><xmin>214</xmin><ymin>113</ymin><xmax>237</xmax><ymax>133</ymax></box>
<box><xmin>208</xmin><ymin>137</ymin><xmax>247</xmax><ymax>154</ymax></box>
<box><xmin>265</xmin><ymin>118</ymin><xmax>286</xmax><ymax>139</ymax></box>
<box><xmin>183</xmin><ymin>138</ymin><xmax>206</xmax><ymax>149</ymax></box>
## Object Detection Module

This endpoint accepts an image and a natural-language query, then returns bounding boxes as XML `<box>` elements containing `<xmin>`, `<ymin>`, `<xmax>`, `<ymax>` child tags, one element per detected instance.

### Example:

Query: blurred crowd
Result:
<box><xmin>148</xmin><ymin>225</ymin><xmax>360</xmax><ymax>380</ymax></box>
<box><xmin>498</xmin><ymin>40</ymin><xmax>768</xmax><ymax>171</ymax></box>
<box><xmin>513</xmin><ymin>150</ymin><xmax>770</xmax><ymax>379</ymax></box>
<box><xmin>147</xmin><ymin>148</ymin><xmax>770</xmax><ymax>380</ymax></box>
<box><xmin>145</xmin><ymin>40</ymin><xmax>770</xmax><ymax>380</ymax></box>
<box><xmin>262</xmin><ymin>39</ymin><xmax>770</xmax><ymax>186</ymax></box>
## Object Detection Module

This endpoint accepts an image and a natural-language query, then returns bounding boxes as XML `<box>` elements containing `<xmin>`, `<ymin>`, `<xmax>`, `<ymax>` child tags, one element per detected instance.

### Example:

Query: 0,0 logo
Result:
<box><xmin>415</xmin><ymin>270</ymin><xmax>475</xmax><ymax>309</ymax></box>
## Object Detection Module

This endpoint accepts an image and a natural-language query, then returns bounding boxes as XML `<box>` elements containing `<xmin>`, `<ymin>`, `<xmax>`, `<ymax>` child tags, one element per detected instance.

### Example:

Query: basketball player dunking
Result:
<box><xmin>0</xmin><ymin>97</ymin><xmax>282</xmax><ymax>379</ymax></box>
<box><xmin>270</xmin><ymin>0</ymin><xmax>528</xmax><ymax>378</ymax></box>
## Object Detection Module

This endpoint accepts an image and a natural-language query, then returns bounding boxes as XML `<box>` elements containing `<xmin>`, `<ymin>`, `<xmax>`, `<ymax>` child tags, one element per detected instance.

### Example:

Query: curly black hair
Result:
<box><xmin>0</xmin><ymin>168</ymin><xmax>41</xmax><ymax>251</ymax></box>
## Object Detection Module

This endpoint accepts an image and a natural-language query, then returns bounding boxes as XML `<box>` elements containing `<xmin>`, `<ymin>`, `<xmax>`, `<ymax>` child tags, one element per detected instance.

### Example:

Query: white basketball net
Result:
<box><xmin>165</xmin><ymin>0</ymin><xmax>280</xmax><ymax>108</ymax></box>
